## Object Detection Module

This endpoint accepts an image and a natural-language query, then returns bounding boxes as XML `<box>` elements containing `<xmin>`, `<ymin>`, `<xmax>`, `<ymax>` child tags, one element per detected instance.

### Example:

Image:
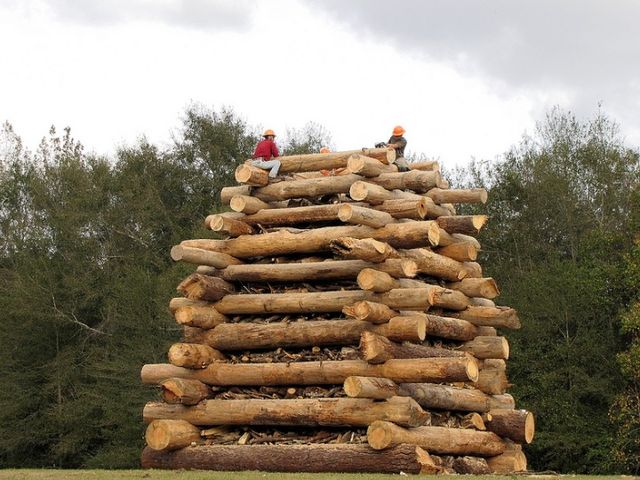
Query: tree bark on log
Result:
<box><xmin>141</xmin><ymin>357</ymin><xmax>479</xmax><ymax>386</ymax></box>
<box><xmin>211</xmin><ymin>288</ymin><xmax>434</xmax><ymax>315</ymax></box>
<box><xmin>452</xmin><ymin>456</ymin><xmax>491</xmax><ymax>474</ymax></box>
<box><xmin>176</xmin><ymin>274</ymin><xmax>235</xmax><ymax>302</ymax></box>
<box><xmin>343</xmin><ymin>301</ymin><xmax>399</xmax><ymax>324</ymax></box>
<box><xmin>145</xmin><ymin>420</ymin><xmax>201</xmax><ymax>451</ymax></box>
<box><xmin>168</xmin><ymin>343</ymin><xmax>226</xmax><ymax>368</ymax></box>
<box><xmin>426</xmin><ymin>188</ymin><xmax>487</xmax><ymax>204</ymax></box>
<box><xmin>273</xmin><ymin>147</ymin><xmax>396</xmax><ymax>173</ymax></box>
<box><xmin>447</xmin><ymin>278</ymin><xmax>500</xmax><ymax>299</ymax></box>
<box><xmin>169</xmin><ymin>297</ymin><xmax>208</xmax><ymax>313</ymax></box>
<box><xmin>349</xmin><ymin>181</ymin><xmax>418</xmax><ymax>205</ymax></box>
<box><xmin>229</xmin><ymin>194</ymin><xmax>273</xmax><ymax>214</ymax></box>
<box><xmin>451</xmin><ymin>306</ymin><xmax>521</xmax><ymax>329</ymax></box>
<box><xmin>472</xmin><ymin>359</ymin><xmax>510</xmax><ymax>395</ymax></box>
<box><xmin>435</xmin><ymin>242</ymin><xmax>478</xmax><ymax>262</ymax></box>
<box><xmin>144</xmin><ymin>397</ymin><xmax>429</xmax><ymax>428</ymax></box>
<box><xmin>429</xmin><ymin>286</ymin><xmax>470</xmax><ymax>310</ymax></box>
<box><xmin>343</xmin><ymin>376</ymin><xmax>399</xmax><ymax>399</ymax></box>
<box><xmin>398</xmin><ymin>383</ymin><xmax>515</xmax><ymax>412</ymax></box>
<box><xmin>374</xmin><ymin>199</ymin><xmax>427</xmax><ymax>220</ymax></box>
<box><xmin>401</xmin><ymin>248</ymin><xmax>467</xmax><ymax>281</ymax></box>
<box><xmin>436</xmin><ymin>215</ymin><xmax>488</xmax><ymax>235</ymax></box>
<box><xmin>367</xmin><ymin>421</ymin><xmax>506</xmax><ymax>456</ymax></box>
<box><xmin>485</xmin><ymin>409</ymin><xmax>535</xmax><ymax>444</ymax></box>
<box><xmin>422</xmin><ymin>313</ymin><xmax>479</xmax><ymax>341</ymax></box>
<box><xmin>459</xmin><ymin>336</ymin><xmax>510</xmax><ymax>360</ymax></box>
<box><xmin>235</xmin><ymin>164</ymin><xmax>270</xmax><ymax>186</ymax></box>
<box><xmin>470</xmin><ymin>297</ymin><xmax>496</xmax><ymax>308</ymax></box>
<box><xmin>462</xmin><ymin>261</ymin><xmax>483</xmax><ymax>278</ymax></box>
<box><xmin>219</xmin><ymin>258</ymin><xmax>417</xmax><ymax>282</ymax></box>
<box><xmin>160</xmin><ymin>378</ymin><xmax>210</xmax><ymax>405</ymax></box>
<box><xmin>170</xmin><ymin>245</ymin><xmax>242</xmax><ymax>268</ymax></box>
<box><xmin>338</xmin><ymin>204</ymin><xmax>394</xmax><ymax>228</ymax></box>
<box><xmin>249</xmin><ymin>174</ymin><xmax>363</xmax><ymax>202</ymax></box>
<box><xmin>235</xmin><ymin>204</ymin><xmax>340</xmax><ymax>227</ymax></box>
<box><xmin>421</xmin><ymin>196</ymin><xmax>452</xmax><ymax>219</ymax></box>
<box><xmin>182</xmin><ymin>221</ymin><xmax>440</xmax><ymax>258</ymax></box>
<box><xmin>331</xmin><ymin>237</ymin><xmax>398</xmax><ymax>263</ymax></box>
<box><xmin>141</xmin><ymin>443</ymin><xmax>433</xmax><ymax>474</ymax></box>
<box><xmin>189</xmin><ymin>316</ymin><xmax>427</xmax><ymax>351</ymax></box>
<box><xmin>359</xmin><ymin>331</ymin><xmax>469</xmax><ymax>364</ymax></box>
<box><xmin>367</xmin><ymin>170</ymin><xmax>445</xmax><ymax>192</ymax></box>
<box><xmin>173</xmin><ymin>305</ymin><xmax>227</xmax><ymax>329</ymax></box>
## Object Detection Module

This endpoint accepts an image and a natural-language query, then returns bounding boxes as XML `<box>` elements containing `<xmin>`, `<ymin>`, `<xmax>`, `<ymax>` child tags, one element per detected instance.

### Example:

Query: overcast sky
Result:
<box><xmin>0</xmin><ymin>0</ymin><xmax>638</xmax><ymax>164</ymax></box>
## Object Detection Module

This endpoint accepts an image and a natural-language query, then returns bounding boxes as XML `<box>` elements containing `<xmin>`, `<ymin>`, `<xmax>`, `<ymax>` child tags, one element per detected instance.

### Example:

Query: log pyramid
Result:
<box><xmin>140</xmin><ymin>147</ymin><xmax>533</xmax><ymax>474</ymax></box>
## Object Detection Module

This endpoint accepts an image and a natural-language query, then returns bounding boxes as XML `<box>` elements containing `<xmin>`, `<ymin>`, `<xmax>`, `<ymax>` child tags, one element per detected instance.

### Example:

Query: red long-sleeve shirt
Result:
<box><xmin>252</xmin><ymin>139</ymin><xmax>279</xmax><ymax>160</ymax></box>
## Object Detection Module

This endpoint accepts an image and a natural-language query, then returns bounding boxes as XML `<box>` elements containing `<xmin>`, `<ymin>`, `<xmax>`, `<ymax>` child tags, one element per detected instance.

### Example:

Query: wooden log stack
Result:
<box><xmin>140</xmin><ymin>147</ymin><xmax>533</xmax><ymax>474</ymax></box>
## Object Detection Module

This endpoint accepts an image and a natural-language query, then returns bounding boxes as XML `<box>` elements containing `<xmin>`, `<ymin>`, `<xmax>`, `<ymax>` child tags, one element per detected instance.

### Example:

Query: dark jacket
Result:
<box><xmin>388</xmin><ymin>135</ymin><xmax>407</xmax><ymax>158</ymax></box>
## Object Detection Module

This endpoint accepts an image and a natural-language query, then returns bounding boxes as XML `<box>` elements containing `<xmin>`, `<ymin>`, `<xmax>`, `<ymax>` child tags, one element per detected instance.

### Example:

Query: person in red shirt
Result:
<box><xmin>251</xmin><ymin>129</ymin><xmax>281</xmax><ymax>178</ymax></box>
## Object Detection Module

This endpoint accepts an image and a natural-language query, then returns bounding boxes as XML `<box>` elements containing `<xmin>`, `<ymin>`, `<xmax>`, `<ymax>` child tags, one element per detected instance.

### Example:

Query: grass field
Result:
<box><xmin>0</xmin><ymin>471</ymin><xmax>635</xmax><ymax>480</ymax></box>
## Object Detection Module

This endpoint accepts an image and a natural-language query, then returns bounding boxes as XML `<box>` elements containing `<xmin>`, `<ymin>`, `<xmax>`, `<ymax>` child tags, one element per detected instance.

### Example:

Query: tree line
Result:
<box><xmin>0</xmin><ymin>105</ymin><xmax>638</xmax><ymax>473</ymax></box>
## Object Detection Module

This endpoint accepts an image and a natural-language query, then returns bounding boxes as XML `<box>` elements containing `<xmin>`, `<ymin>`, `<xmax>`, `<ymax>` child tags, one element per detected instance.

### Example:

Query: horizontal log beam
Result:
<box><xmin>398</xmin><ymin>383</ymin><xmax>515</xmax><ymax>412</ymax></box>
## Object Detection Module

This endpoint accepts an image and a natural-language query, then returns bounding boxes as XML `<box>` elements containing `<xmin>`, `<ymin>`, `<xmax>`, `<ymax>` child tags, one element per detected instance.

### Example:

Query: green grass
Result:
<box><xmin>0</xmin><ymin>471</ymin><xmax>634</xmax><ymax>480</ymax></box>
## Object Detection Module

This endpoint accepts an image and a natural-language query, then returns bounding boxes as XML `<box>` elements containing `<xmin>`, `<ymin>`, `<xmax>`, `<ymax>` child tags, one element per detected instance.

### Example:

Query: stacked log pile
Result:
<box><xmin>141</xmin><ymin>147</ymin><xmax>534</xmax><ymax>474</ymax></box>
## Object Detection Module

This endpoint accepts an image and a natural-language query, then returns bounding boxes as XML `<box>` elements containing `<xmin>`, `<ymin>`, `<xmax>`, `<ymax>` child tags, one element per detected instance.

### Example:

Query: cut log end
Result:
<box><xmin>367</xmin><ymin>421</ymin><xmax>394</xmax><ymax>450</ymax></box>
<box><xmin>145</xmin><ymin>419</ymin><xmax>200</xmax><ymax>451</ymax></box>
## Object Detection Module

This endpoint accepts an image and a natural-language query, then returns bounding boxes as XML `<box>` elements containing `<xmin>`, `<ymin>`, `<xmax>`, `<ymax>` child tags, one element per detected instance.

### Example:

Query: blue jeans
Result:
<box><xmin>251</xmin><ymin>159</ymin><xmax>281</xmax><ymax>178</ymax></box>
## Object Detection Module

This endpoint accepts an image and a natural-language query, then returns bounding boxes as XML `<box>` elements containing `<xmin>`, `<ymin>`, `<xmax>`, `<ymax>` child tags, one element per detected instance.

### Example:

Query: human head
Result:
<box><xmin>319</xmin><ymin>147</ymin><xmax>331</xmax><ymax>153</ymax></box>
<box><xmin>263</xmin><ymin>129</ymin><xmax>276</xmax><ymax>140</ymax></box>
<box><xmin>392</xmin><ymin>125</ymin><xmax>405</xmax><ymax>136</ymax></box>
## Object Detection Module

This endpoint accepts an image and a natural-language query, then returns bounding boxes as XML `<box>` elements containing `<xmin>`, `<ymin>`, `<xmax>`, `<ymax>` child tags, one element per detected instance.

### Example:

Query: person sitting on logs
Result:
<box><xmin>377</xmin><ymin>125</ymin><xmax>409</xmax><ymax>172</ymax></box>
<box><xmin>250</xmin><ymin>129</ymin><xmax>281</xmax><ymax>178</ymax></box>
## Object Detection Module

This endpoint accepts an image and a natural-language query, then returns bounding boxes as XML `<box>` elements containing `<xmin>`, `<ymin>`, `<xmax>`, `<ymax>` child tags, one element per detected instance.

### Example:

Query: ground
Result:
<box><xmin>0</xmin><ymin>472</ymin><xmax>634</xmax><ymax>480</ymax></box>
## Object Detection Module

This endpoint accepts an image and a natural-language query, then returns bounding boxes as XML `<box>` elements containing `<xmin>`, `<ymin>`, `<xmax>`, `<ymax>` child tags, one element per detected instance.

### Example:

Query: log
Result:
<box><xmin>229</xmin><ymin>194</ymin><xmax>273</xmax><ymax>214</ymax></box>
<box><xmin>359</xmin><ymin>331</ymin><xmax>469</xmax><ymax>364</ymax></box>
<box><xmin>209</xmin><ymin>214</ymin><xmax>254</xmax><ymax>237</ymax></box>
<box><xmin>472</xmin><ymin>359</ymin><xmax>510</xmax><ymax>395</ymax></box>
<box><xmin>463</xmin><ymin>261</ymin><xmax>483</xmax><ymax>278</ymax></box>
<box><xmin>423</xmin><ymin>313</ymin><xmax>479</xmax><ymax>341</ymax></box>
<box><xmin>401</xmin><ymin>248</ymin><xmax>467</xmax><ymax>281</ymax></box>
<box><xmin>275</xmin><ymin>147</ymin><xmax>396</xmax><ymax>173</ymax></box>
<box><xmin>459</xmin><ymin>336</ymin><xmax>509</xmax><ymax>360</ymax></box>
<box><xmin>250</xmin><ymin>174</ymin><xmax>363</xmax><ymax>202</ymax></box>
<box><xmin>349</xmin><ymin>181</ymin><xmax>417</xmax><ymax>205</ymax></box>
<box><xmin>212</xmin><ymin>288</ymin><xmax>434</xmax><ymax>315</ymax></box>
<box><xmin>429</xmin><ymin>286</ymin><xmax>470</xmax><ymax>310</ymax></box>
<box><xmin>486</xmin><ymin>443</ymin><xmax>527</xmax><ymax>473</ymax></box>
<box><xmin>220</xmin><ymin>185</ymin><xmax>251</xmax><ymax>205</ymax></box>
<box><xmin>398</xmin><ymin>383</ymin><xmax>515</xmax><ymax>412</ymax></box>
<box><xmin>174</xmin><ymin>305</ymin><xmax>228</xmax><ymax>329</ymax></box>
<box><xmin>452</xmin><ymin>456</ymin><xmax>491</xmax><ymax>474</ymax></box>
<box><xmin>176</xmin><ymin>274</ymin><xmax>235</xmax><ymax>302</ymax></box>
<box><xmin>338</xmin><ymin>204</ymin><xmax>394</xmax><ymax>228</ymax></box>
<box><xmin>190</xmin><ymin>316</ymin><xmax>427</xmax><ymax>351</ymax></box>
<box><xmin>235</xmin><ymin>164</ymin><xmax>270</xmax><ymax>186</ymax></box>
<box><xmin>409</xmin><ymin>160</ymin><xmax>440</xmax><ymax>171</ymax></box>
<box><xmin>168</xmin><ymin>343</ymin><xmax>226</xmax><ymax>368</ymax></box>
<box><xmin>461</xmin><ymin>412</ymin><xmax>487</xmax><ymax>430</ymax></box>
<box><xmin>374</xmin><ymin>199</ymin><xmax>427</xmax><ymax>220</ymax></box>
<box><xmin>141</xmin><ymin>357</ymin><xmax>479</xmax><ymax>386</ymax></box>
<box><xmin>145</xmin><ymin>420</ymin><xmax>201</xmax><ymax>451</ymax></box>
<box><xmin>236</xmin><ymin>204</ymin><xmax>340</xmax><ymax>227</ymax></box>
<box><xmin>160</xmin><ymin>378</ymin><xmax>210</xmax><ymax>405</ymax></box>
<box><xmin>470</xmin><ymin>297</ymin><xmax>496</xmax><ymax>308</ymax></box>
<box><xmin>343</xmin><ymin>301</ymin><xmax>399</xmax><ymax>324</ymax></box>
<box><xmin>170</xmin><ymin>245</ymin><xmax>242</xmax><ymax>268</ymax></box>
<box><xmin>452</xmin><ymin>306</ymin><xmax>521</xmax><ymax>329</ymax></box>
<box><xmin>331</xmin><ymin>237</ymin><xmax>398</xmax><ymax>263</ymax></box>
<box><xmin>182</xmin><ymin>221</ymin><xmax>440</xmax><ymax>258</ymax></box>
<box><xmin>347</xmin><ymin>154</ymin><xmax>396</xmax><ymax>177</ymax></box>
<box><xmin>436</xmin><ymin>215</ymin><xmax>488</xmax><ymax>235</ymax></box>
<box><xmin>436</xmin><ymin>242</ymin><xmax>478</xmax><ymax>262</ymax></box>
<box><xmin>485</xmin><ymin>409</ymin><xmax>535</xmax><ymax>444</ymax></box>
<box><xmin>141</xmin><ymin>443</ymin><xmax>433</xmax><ymax>474</ymax></box>
<box><xmin>343</xmin><ymin>376</ymin><xmax>399</xmax><ymax>399</ymax></box>
<box><xmin>426</xmin><ymin>188</ymin><xmax>487</xmax><ymax>204</ymax></box>
<box><xmin>421</xmin><ymin>196</ymin><xmax>452</xmax><ymax>219</ymax></box>
<box><xmin>357</xmin><ymin>268</ymin><xmax>401</xmax><ymax>292</ymax></box>
<box><xmin>169</xmin><ymin>297</ymin><xmax>208</xmax><ymax>313</ymax></box>
<box><xmin>447</xmin><ymin>278</ymin><xmax>500</xmax><ymax>299</ymax></box>
<box><xmin>477</xmin><ymin>325</ymin><xmax>498</xmax><ymax>336</ymax></box>
<box><xmin>144</xmin><ymin>397</ymin><xmax>428</xmax><ymax>428</ymax></box>
<box><xmin>220</xmin><ymin>258</ymin><xmax>417</xmax><ymax>282</ymax></box>
<box><xmin>367</xmin><ymin>170</ymin><xmax>444</xmax><ymax>192</ymax></box>
<box><xmin>367</xmin><ymin>421</ymin><xmax>506</xmax><ymax>456</ymax></box>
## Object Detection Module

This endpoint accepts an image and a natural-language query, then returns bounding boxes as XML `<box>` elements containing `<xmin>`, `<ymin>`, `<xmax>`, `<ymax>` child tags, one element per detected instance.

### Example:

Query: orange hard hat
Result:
<box><xmin>392</xmin><ymin>125</ymin><xmax>405</xmax><ymax>136</ymax></box>
<box><xmin>263</xmin><ymin>129</ymin><xmax>276</xmax><ymax>137</ymax></box>
<box><xmin>319</xmin><ymin>147</ymin><xmax>331</xmax><ymax>153</ymax></box>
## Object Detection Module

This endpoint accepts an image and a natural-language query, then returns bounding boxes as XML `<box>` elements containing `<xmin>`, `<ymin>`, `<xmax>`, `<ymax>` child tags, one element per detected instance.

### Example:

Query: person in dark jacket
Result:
<box><xmin>251</xmin><ymin>129</ymin><xmax>281</xmax><ymax>177</ymax></box>
<box><xmin>387</xmin><ymin>125</ymin><xmax>409</xmax><ymax>171</ymax></box>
